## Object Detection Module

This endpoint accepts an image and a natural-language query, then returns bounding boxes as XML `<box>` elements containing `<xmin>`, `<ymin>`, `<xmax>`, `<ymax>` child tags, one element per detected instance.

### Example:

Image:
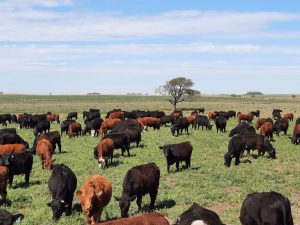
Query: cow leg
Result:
<box><xmin>176</xmin><ymin>161</ymin><xmax>179</xmax><ymax>171</ymax></box>
<box><xmin>92</xmin><ymin>210</ymin><xmax>102</xmax><ymax>224</ymax></box>
<box><xmin>8</xmin><ymin>174</ymin><xmax>14</xmax><ymax>188</ymax></box>
<box><xmin>149</xmin><ymin>191</ymin><xmax>157</xmax><ymax>211</ymax></box>
<box><xmin>25</xmin><ymin>172</ymin><xmax>30</xmax><ymax>186</ymax></box>
<box><xmin>121</xmin><ymin>148</ymin><xmax>125</xmax><ymax>156</ymax></box>
<box><xmin>234</xmin><ymin>156</ymin><xmax>240</xmax><ymax>165</ymax></box>
<box><xmin>167</xmin><ymin>164</ymin><xmax>170</xmax><ymax>173</ymax></box>
<box><xmin>136</xmin><ymin>195</ymin><xmax>142</xmax><ymax>211</ymax></box>
<box><xmin>0</xmin><ymin>190</ymin><xmax>7</xmax><ymax>202</ymax></box>
<box><xmin>186</xmin><ymin>157</ymin><xmax>191</xmax><ymax>168</ymax></box>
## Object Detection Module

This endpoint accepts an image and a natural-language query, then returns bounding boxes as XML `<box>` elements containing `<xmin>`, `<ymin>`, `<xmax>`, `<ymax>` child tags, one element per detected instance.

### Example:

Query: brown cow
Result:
<box><xmin>256</xmin><ymin>118</ymin><xmax>267</xmax><ymax>130</ymax></box>
<box><xmin>284</xmin><ymin>113</ymin><xmax>294</xmax><ymax>122</ymax></box>
<box><xmin>208</xmin><ymin>111</ymin><xmax>218</xmax><ymax>120</ymax></box>
<box><xmin>99</xmin><ymin>118</ymin><xmax>121</xmax><ymax>136</ymax></box>
<box><xmin>47</xmin><ymin>113</ymin><xmax>60</xmax><ymax>124</ymax></box>
<box><xmin>137</xmin><ymin>117</ymin><xmax>160</xmax><ymax>131</ymax></box>
<box><xmin>76</xmin><ymin>174</ymin><xmax>112</xmax><ymax>224</ymax></box>
<box><xmin>237</xmin><ymin>113</ymin><xmax>254</xmax><ymax>123</ymax></box>
<box><xmin>36</xmin><ymin>139</ymin><xmax>54</xmax><ymax>170</ymax></box>
<box><xmin>185</xmin><ymin>115</ymin><xmax>197</xmax><ymax>125</ymax></box>
<box><xmin>0</xmin><ymin>166</ymin><xmax>9</xmax><ymax>202</ymax></box>
<box><xmin>96</xmin><ymin>212</ymin><xmax>171</xmax><ymax>225</ymax></box>
<box><xmin>68</xmin><ymin>122</ymin><xmax>82</xmax><ymax>138</ymax></box>
<box><xmin>94</xmin><ymin>139</ymin><xmax>114</xmax><ymax>168</ymax></box>
<box><xmin>108</xmin><ymin>111</ymin><xmax>124</xmax><ymax>120</ymax></box>
<box><xmin>260</xmin><ymin>122</ymin><xmax>273</xmax><ymax>140</ymax></box>
<box><xmin>291</xmin><ymin>124</ymin><xmax>300</xmax><ymax>144</ymax></box>
<box><xmin>171</xmin><ymin>111</ymin><xmax>181</xmax><ymax>122</ymax></box>
<box><xmin>0</xmin><ymin>144</ymin><xmax>25</xmax><ymax>156</ymax></box>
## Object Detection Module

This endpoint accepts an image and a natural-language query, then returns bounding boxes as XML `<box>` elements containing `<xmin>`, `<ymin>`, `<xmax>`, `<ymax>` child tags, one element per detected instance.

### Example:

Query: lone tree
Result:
<box><xmin>156</xmin><ymin>77</ymin><xmax>200</xmax><ymax>111</ymax></box>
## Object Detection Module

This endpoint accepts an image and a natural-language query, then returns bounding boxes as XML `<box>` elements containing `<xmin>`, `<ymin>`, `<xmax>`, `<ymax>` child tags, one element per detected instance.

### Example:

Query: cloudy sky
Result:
<box><xmin>1</xmin><ymin>0</ymin><xmax>300</xmax><ymax>94</ymax></box>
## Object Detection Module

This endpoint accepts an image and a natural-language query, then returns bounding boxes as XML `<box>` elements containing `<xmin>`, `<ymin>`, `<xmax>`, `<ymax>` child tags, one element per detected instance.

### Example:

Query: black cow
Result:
<box><xmin>0</xmin><ymin>133</ymin><xmax>29</xmax><ymax>149</ymax></box>
<box><xmin>48</xmin><ymin>164</ymin><xmax>77</xmax><ymax>221</ymax></box>
<box><xmin>227</xmin><ymin>110</ymin><xmax>236</xmax><ymax>118</ymax></box>
<box><xmin>82</xmin><ymin>118</ymin><xmax>103</xmax><ymax>136</ymax></box>
<box><xmin>171</xmin><ymin>118</ymin><xmax>189</xmax><ymax>136</ymax></box>
<box><xmin>219</xmin><ymin>111</ymin><xmax>230</xmax><ymax>120</ymax></box>
<box><xmin>60</xmin><ymin>120</ymin><xmax>75</xmax><ymax>135</ymax></box>
<box><xmin>144</xmin><ymin>111</ymin><xmax>166</xmax><ymax>118</ymax></box>
<box><xmin>0</xmin><ymin>209</ymin><xmax>24</xmax><ymax>225</ymax></box>
<box><xmin>11</xmin><ymin>114</ymin><xmax>17</xmax><ymax>124</ymax></box>
<box><xmin>159</xmin><ymin>141</ymin><xmax>193</xmax><ymax>172</ymax></box>
<box><xmin>159</xmin><ymin>115</ymin><xmax>173</xmax><ymax>127</ymax></box>
<box><xmin>229</xmin><ymin>122</ymin><xmax>255</xmax><ymax>137</ymax></box>
<box><xmin>0</xmin><ymin>114</ymin><xmax>11</xmax><ymax>127</ymax></box>
<box><xmin>66</xmin><ymin>112</ymin><xmax>77</xmax><ymax>120</ymax></box>
<box><xmin>89</xmin><ymin>108</ymin><xmax>100</xmax><ymax>113</ymax></box>
<box><xmin>0</xmin><ymin>152</ymin><xmax>33</xmax><ymax>187</ymax></box>
<box><xmin>224</xmin><ymin>134</ymin><xmax>276</xmax><ymax>167</ymax></box>
<box><xmin>272</xmin><ymin>109</ymin><xmax>282</xmax><ymax>120</ymax></box>
<box><xmin>250</xmin><ymin>110</ymin><xmax>260</xmax><ymax>118</ymax></box>
<box><xmin>84</xmin><ymin>112</ymin><xmax>100</xmax><ymax>124</ymax></box>
<box><xmin>82</xmin><ymin>111</ymin><xmax>88</xmax><ymax>119</ymax></box>
<box><xmin>115</xmin><ymin>162</ymin><xmax>160</xmax><ymax>218</ymax></box>
<box><xmin>32</xmin><ymin>131</ymin><xmax>62</xmax><ymax>154</ymax></box>
<box><xmin>296</xmin><ymin>117</ymin><xmax>300</xmax><ymax>125</ymax></box>
<box><xmin>240</xmin><ymin>191</ymin><xmax>294</xmax><ymax>225</ymax></box>
<box><xmin>112</xmin><ymin>123</ymin><xmax>142</xmax><ymax>147</ymax></box>
<box><xmin>34</xmin><ymin>120</ymin><xmax>50</xmax><ymax>136</ymax></box>
<box><xmin>273</xmin><ymin>118</ymin><xmax>289</xmax><ymax>135</ymax></box>
<box><xmin>215</xmin><ymin>116</ymin><xmax>227</xmax><ymax>133</ymax></box>
<box><xmin>102</xmin><ymin>132</ymin><xmax>130</xmax><ymax>156</ymax></box>
<box><xmin>176</xmin><ymin>203</ymin><xmax>225</xmax><ymax>225</ymax></box>
<box><xmin>31</xmin><ymin>114</ymin><xmax>47</xmax><ymax>127</ymax></box>
<box><xmin>0</xmin><ymin>128</ymin><xmax>16</xmax><ymax>135</ymax></box>
<box><xmin>198</xmin><ymin>108</ymin><xmax>205</xmax><ymax>113</ymax></box>
<box><xmin>193</xmin><ymin>115</ymin><xmax>213</xmax><ymax>130</ymax></box>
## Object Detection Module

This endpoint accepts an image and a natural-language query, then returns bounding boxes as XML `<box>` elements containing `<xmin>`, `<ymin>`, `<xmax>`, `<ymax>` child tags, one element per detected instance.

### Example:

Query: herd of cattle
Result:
<box><xmin>0</xmin><ymin>107</ymin><xmax>299</xmax><ymax>225</ymax></box>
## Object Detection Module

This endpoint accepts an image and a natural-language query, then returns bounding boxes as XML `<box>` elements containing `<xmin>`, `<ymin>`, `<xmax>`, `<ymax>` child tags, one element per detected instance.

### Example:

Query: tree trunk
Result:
<box><xmin>172</xmin><ymin>101</ymin><xmax>177</xmax><ymax>112</ymax></box>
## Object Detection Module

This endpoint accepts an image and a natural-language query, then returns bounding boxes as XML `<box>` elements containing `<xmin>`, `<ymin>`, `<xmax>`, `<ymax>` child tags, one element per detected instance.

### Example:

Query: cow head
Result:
<box><xmin>263</xmin><ymin>139</ymin><xmax>276</xmax><ymax>159</ymax></box>
<box><xmin>0</xmin><ymin>209</ymin><xmax>24</xmax><ymax>225</ymax></box>
<box><xmin>159</xmin><ymin>145</ymin><xmax>173</xmax><ymax>158</ymax></box>
<box><xmin>47</xmin><ymin>199</ymin><xmax>68</xmax><ymax>221</ymax></box>
<box><xmin>170</xmin><ymin>125</ymin><xmax>177</xmax><ymax>136</ymax></box>
<box><xmin>115</xmin><ymin>195</ymin><xmax>136</xmax><ymax>218</ymax></box>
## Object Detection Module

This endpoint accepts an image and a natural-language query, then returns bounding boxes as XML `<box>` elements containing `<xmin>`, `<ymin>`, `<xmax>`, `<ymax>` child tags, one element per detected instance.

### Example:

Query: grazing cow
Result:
<box><xmin>112</xmin><ymin>123</ymin><xmax>142</xmax><ymax>147</ymax></box>
<box><xmin>260</xmin><ymin>122</ymin><xmax>273</xmax><ymax>140</ymax></box>
<box><xmin>291</xmin><ymin>124</ymin><xmax>300</xmax><ymax>144</ymax></box>
<box><xmin>159</xmin><ymin>141</ymin><xmax>193</xmax><ymax>172</ymax></box>
<box><xmin>240</xmin><ymin>191</ymin><xmax>294</xmax><ymax>225</ymax></box>
<box><xmin>11</xmin><ymin>114</ymin><xmax>17</xmax><ymax>124</ymax></box>
<box><xmin>208</xmin><ymin>111</ymin><xmax>218</xmax><ymax>120</ymax></box>
<box><xmin>109</xmin><ymin>111</ymin><xmax>124</xmax><ymax>120</ymax></box>
<box><xmin>0</xmin><ymin>128</ymin><xmax>16</xmax><ymax>135</ymax></box>
<box><xmin>0</xmin><ymin>152</ymin><xmax>33</xmax><ymax>187</ymax></box>
<box><xmin>68</xmin><ymin>122</ymin><xmax>82</xmax><ymax>138</ymax></box>
<box><xmin>171</xmin><ymin>118</ymin><xmax>189</xmax><ymax>136</ymax></box>
<box><xmin>224</xmin><ymin>134</ymin><xmax>276</xmax><ymax>167</ymax></box>
<box><xmin>237</xmin><ymin>113</ymin><xmax>254</xmax><ymax>123</ymax></box>
<box><xmin>215</xmin><ymin>116</ymin><xmax>227</xmax><ymax>133</ymax></box>
<box><xmin>218</xmin><ymin>111</ymin><xmax>230</xmax><ymax>120</ymax></box>
<box><xmin>176</xmin><ymin>203</ymin><xmax>225</xmax><ymax>225</ymax></box>
<box><xmin>102</xmin><ymin>132</ymin><xmax>130</xmax><ymax>156</ymax></box>
<box><xmin>0</xmin><ymin>144</ymin><xmax>25</xmax><ymax>156</ymax></box>
<box><xmin>76</xmin><ymin>174</ymin><xmax>112</xmax><ymax>224</ymax></box>
<box><xmin>36</xmin><ymin>139</ymin><xmax>54</xmax><ymax>170</ymax></box>
<box><xmin>115</xmin><ymin>162</ymin><xmax>160</xmax><ymax>218</ymax></box>
<box><xmin>255</xmin><ymin>118</ymin><xmax>267</xmax><ymax>130</ymax></box>
<box><xmin>250</xmin><ymin>110</ymin><xmax>260</xmax><ymax>118</ymax></box>
<box><xmin>83</xmin><ymin>118</ymin><xmax>103</xmax><ymax>136</ymax></box>
<box><xmin>84</xmin><ymin>112</ymin><xmax>100</xmax><ymax>124</ymax></box>
<box><xmin>0</xmin><ymin>209</ymin><xmax>24</xmax><ymax>225</ymax></box>
<box><xmin>66</xmin><ymin>112</ymin><xmax>77</xmax><ymax>120</ymax></box>
<box><xmin>48</xmin><ymin>164</ymin><xmax>77</xmax><ymax>220</ymax></box>
<box><xmin>34</xmin><ymin>120</ymin><xmax>50</xmax><ymax>136</ymax></box>
<box><xmin>97</xmin><ymin>212</ymin><xmax>171</xmax><ymax>225</ymax></box>
<box><xmin>229</xmin><ymin>122</ymin><xmax>256</xmax><ymax>137</ymax></box>
<box><xmin>47</xmin><ymin>113</ymin><xmax>60</xmax><ymax>124</ymax></box>
<box><xmin>185</xmin><ymin>115</ymin><xmax>197</xmax><ymax>125</ymax></box>
<box><xmin>0</xmin><ymin>133</ymin><xmax>29</xmax><ymax>149</ymax></box>
<box><xmin>94</xmin><ymin>138</ymin><xmax>114</xmax><ymax>168</ymax></box>
<box><xmin>105</xmin><ymin>109</ymin><xmax>122</xmax><ymax>119</ymax></box>
<box><xmin>60</xmin><ymin>120</ymin><xmax>75</xmax><ymax>135</ymax></box>
<box><xmin>273</xmin><ymin>118</ymin><xmax>289</xmax><ymax>135</ymax></box>
<box><xmin>0</xmin><ymin>114</ymin><xmax>12</xmax><ymax>127</ymax></box>
<box><xmin>99</xmin><ymin>118</ymin><xmax>121</xmax><ymax>136</ymax></box>
<box><xmin>193</xmin><ymin>115</ymin><xmax>213</xmax><ymax>130</ymax></box>
<box><xmin>32</xmin><ymin>131</ymin><xmax>62</xmax><ymax>154</ymax></box>
<box><xmin>227</xmin><ymin>110</ymin><xmax>236</xmax><ymax>118</ymax></box>
<box><xmin>0</xmin><ymin>166</ymin><xmax>9</xmax><ymax>202</ymax></box>
<box><xmin>160</xmin><ymin>115</ymin><xmax>173</xmax><ymax>127</ymax></box>
<box><xmin>143</xmin><ymin>111</ymin><xmax>166</xmax><ymax>118</ymax></box>
<box><xmin>284</xmin><ymin>113</ymin><xmax>294</xmax><ymax>122</ymax></box>
<box><xmin>137</xmin><ymin>117</ymin><xmax>160</xmax><ymax>131</ymax></box>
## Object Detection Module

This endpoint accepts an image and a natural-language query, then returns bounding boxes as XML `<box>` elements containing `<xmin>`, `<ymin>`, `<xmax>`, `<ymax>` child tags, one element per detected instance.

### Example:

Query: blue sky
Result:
<box><xmin>0</xmin><ymin>0</ymin><xmax>300</xmax><ymax>94</ymax></box>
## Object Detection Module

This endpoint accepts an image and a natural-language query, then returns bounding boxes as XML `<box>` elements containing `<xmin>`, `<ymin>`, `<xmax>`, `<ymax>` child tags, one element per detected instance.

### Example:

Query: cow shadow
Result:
<box><xmin>141</xmin><ymin>199</ymin><xmax>176</xmax><ymax>211</ymax></box>
<box><xmin>241</xmin><ymin>159</ymin><xmax>252</xmax><ymax>164</ymax></box>
<box><xmin>13</xmin><ymin>180</ymin><xmax>45</xmax><ymax>189</ymax></box>
<box><xmin>72</xmin><ymin>203</ymin><xmax>82</xmax><ymax>213</ymax></box>
<box><xmin>0</xmin><ymin>199</ymin><xmax>11</xmax><ymax>206</ymax></box>
<box><xmin>108</xmin><ymin>160</ymin><xmax>122</xmax><ymax>168</ymax></box>
<box><xmin>55</xmin><ymin>150</ymin><xmax>68</xmax><ymax>154</ymax></box>
<box><xmin>190</xmin><ymin>166</ymin><xmax>201</xmax><ymax>171</ymax></box>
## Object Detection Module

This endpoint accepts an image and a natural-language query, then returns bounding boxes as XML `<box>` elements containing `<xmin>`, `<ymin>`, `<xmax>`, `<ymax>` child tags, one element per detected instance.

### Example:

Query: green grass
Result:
<box><xmin>0</xmin><ymin>94</ymin><xmax>300</xmax><ymax>225</ymax></box>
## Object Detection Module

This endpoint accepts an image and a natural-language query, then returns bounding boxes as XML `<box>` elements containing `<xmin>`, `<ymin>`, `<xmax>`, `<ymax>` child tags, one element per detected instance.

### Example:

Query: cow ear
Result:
<box><xmin>76</xmin><ymin>190</ymin><xmax>82</xmax><ymax>197</ymax></box>
<box><xmin>114</xmin><ymin>196</ymin><xmax>120</xmax><ymax>201</ymax></box>
<box><xmin>47</xmin><ymin>202</ymin><xmax>51</xmax><ymax>207</ymax></box>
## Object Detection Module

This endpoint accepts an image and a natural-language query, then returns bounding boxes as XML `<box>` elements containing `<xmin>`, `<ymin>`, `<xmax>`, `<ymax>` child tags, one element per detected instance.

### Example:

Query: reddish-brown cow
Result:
<box><xmin>68</xmin><ymin>122</ymin><xmax>82</xmax><ymax>138</ymax></box>
<box><xmin>99</xmin><ymin>118</ymin><xmax>121</xmax><ymax>136</ymax></box>
<box><xmin>284</xmin><ymin>113</ymin><xmax>294</xmax><ymax>122</ymax></box>
<box><xmin>237</xmin><ymin>113</ymin><xmax>254</xmax><ymax>123</ymax></box>
<box><xmin>291</xmin><ymin>124</ymin><xmax>300</xmax><ymax>144</ymax></box>
<box><xmin>94</xmin><ymin>139</ymin><xmax>114</xmax><ymax>168</ymax></box>
<box><xmin>0</xmin><ymin>144</ymin><xmax>25</xmax><ymax>156</ymax></box>
<box><xmin>256</xmin><ymin>118</ymin><xmax>267</xmax><ymax>130</ymax></box>
<box><xmin>0</xmin><ymin>166</ymin><xmax>9</xmax><ymax>202</ymax></box>
<box><xmin>76</xmin><ymin>174</ymin><xmax>112</xmax><ymax>224</ymax></box>
<box><xmin>47</xmin><ymin>113</ymin><xmax>60</xmax><ymax>124</ymax></box>
<box><xmin>36</xmin><ymin>139</ymin><xmax>54</xmax><ymax>170</ymax></box>
<box><xmin>260</xmin><ymin>122</ymin><xmax>273</xmax><ymax>140</ymax></box>
<box><xmin>108</xmin><ymin>111</ymin><xmax>124</xmax><ymax>120</ymax></box>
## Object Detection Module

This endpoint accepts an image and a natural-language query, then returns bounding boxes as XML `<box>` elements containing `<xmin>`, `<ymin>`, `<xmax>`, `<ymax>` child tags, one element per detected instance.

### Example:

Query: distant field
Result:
<box><xmin>0</xmin><ymin>94</ymin><xmax>300</xmax><ymax>225</ymax></box>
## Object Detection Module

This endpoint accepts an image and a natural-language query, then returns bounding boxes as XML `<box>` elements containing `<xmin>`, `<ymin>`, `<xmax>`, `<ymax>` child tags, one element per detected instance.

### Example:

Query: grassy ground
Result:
<box><xmin>0</xmin><ymin>94</ymin><xmax>299</xmax><ymax>225</ymax></box>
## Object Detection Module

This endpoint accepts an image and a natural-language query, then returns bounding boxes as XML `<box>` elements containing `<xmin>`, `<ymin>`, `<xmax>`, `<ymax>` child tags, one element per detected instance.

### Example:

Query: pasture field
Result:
<box><xmin>0</xmin><ymin>94</ymin><xmax>300</xmax><ymax>225</ymax></box>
